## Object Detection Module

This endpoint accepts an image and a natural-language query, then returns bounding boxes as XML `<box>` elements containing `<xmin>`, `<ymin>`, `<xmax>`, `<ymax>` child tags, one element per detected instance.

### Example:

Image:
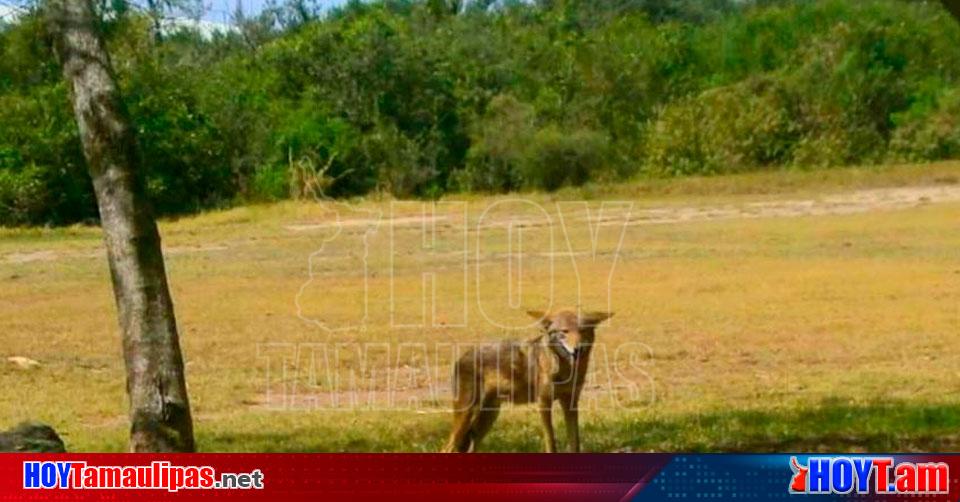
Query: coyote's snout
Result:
<box><xmin>442</xmin><ymin>309</ymin><xmax>613</xmax><ymax>453</ymax></box>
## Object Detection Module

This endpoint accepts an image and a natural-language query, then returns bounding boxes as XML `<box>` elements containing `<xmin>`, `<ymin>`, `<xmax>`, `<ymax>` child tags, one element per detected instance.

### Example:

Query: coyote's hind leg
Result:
<box><xmin>467</xmin><ymin>391</ymin><xmax>501</xmax><ymax>451</ymax></box>
<box><xmin>443</xmin><ymin>353</ymin><xmax>481</xmax><ymax>453</ymax></box>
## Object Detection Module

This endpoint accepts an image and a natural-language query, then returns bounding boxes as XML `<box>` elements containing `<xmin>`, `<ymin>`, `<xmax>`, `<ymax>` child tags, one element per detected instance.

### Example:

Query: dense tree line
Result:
<box><xmin>1</xmin><ymin>0</ymin><xmax>959</xmax><ymax>225</ymax></box>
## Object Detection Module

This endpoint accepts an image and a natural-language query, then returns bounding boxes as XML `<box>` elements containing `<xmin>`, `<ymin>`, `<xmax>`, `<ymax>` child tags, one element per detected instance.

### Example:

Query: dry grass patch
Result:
<box><xmin>1</xmin><ymin>163</ymin><xmax>959</xmax><ymax>451</ymax></box>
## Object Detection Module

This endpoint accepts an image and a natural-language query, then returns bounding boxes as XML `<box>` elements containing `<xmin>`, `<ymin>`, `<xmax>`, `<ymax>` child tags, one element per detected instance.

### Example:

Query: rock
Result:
<box><xmin>0</xmin><ymin>422</ymin><xmax>67</xmax><ymax>452</ymax></box>
<box><xmin>7</xmin><ymin>356</ymin><xmax>40</xmax><ymax>370</ymax></box>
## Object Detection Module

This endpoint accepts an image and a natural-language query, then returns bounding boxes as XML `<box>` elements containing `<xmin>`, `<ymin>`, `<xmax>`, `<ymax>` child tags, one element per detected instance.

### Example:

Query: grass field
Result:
<box><xmin>2</xmin><ymin>162</ymin><xmax>960</xmax><ymax>452</ymax></box>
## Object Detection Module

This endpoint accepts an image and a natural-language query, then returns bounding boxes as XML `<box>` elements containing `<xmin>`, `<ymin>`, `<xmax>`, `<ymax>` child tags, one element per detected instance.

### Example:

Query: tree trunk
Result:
<box><xmin>46</xmin><ymin>0</ymin><xmax>195</xmax><ymax>452</ymax></box>
<box><xmin>942</xmin><ymin>0</ymin><xmax>960</xmax><ymax>23</ymax></box>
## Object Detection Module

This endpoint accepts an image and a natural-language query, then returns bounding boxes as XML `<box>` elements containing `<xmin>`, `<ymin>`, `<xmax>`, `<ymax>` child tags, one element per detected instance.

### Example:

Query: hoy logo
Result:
<box><xmin>295</xmin><ymin>200</ymin><xmax>633</xmax><ymax>332</ymax></box>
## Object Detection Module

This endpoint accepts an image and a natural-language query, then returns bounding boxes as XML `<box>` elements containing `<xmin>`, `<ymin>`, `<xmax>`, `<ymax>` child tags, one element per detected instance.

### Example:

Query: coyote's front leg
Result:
<box><xmin>538</xmin><ymin>396</ymin><xmax>556</xmax><ymax>453</ymax></box>
<box><xmin>560</xmin><ymin>395</ymin><xmax>580</xmax><ymax>453</ymax></box>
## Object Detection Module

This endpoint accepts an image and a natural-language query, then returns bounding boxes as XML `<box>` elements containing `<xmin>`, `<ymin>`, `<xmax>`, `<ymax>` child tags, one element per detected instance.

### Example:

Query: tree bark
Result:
<box><xmin>46</xmin><ymin>0</ymin><xmax>195</xmax><ymax>452</ymax></box>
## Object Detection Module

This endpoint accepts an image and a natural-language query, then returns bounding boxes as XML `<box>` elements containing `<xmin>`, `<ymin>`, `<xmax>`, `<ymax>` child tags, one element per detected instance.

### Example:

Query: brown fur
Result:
<box><xmin>442</xmin><ymin>309</ymin><xmax>613</xmax><ymax>453</ymax></box>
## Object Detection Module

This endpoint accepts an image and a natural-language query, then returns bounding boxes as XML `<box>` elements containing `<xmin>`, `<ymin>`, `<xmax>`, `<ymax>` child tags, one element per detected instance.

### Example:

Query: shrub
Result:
<box><xmin>0</xmin><ymin>164</ymin><xmax>50</xmax><ymax>226</ymax></box>
<box><xmin>889</xmin><ymin>87</ymin><xmax>960</xmax><ymax>162</ymax></box>
<box><xmin>0</xmin><ymin>84</ymin><xmax>93</xmax><ymax>226</ymax></box>
<box><xmin>461</xmin><ymin>95</ymin><xmax>611</xmax><ymax>192</ymax></box>
<box><xmin>269</xmin><ymin>106</ymin><xmax>368</xmax><ymax>199</ymax></box>
<box><xmin>644</xmin><ymin>77</ymin><xmax>798</xmax><ymax>176</ymax></box>
<box><xmin>458</xmin><ymin>94</ymin><xmax>536</xmax><ymax>192</ymax></box>
<box><xmin>4</xmin><ymin>0</ymin><xmax>960</xmax><ymax>226</ymax></box>
<box><xmin>249</xmin><ymin>164</ymin><xmax>289</xmax><ymax>201</ymax></box>
<box><xmin>521</xmin><ymin>126</ymin><xmax>611</xmax><ymax>191</ymax></box>
<box><xmin>364</xmin><ymin>122</ymin><xmax>428</xmax><ymax>198</ymax></box>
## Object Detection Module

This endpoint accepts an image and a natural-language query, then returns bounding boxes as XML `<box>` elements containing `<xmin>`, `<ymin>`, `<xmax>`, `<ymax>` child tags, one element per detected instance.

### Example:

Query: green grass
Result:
<box><xmin>185</xmin><ymin>399</ymin><xmax>960</xmax><ymax>453</ymax></box>
<box><xmin>2</xmin><ymin>161</ymin><xmax>960</xmax><ymax>452</ymax></box>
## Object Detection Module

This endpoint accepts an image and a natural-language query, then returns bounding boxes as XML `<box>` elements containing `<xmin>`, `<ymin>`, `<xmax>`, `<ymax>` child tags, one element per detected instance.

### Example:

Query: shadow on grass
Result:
<box><xmin>198</xmin><ymin>398</ymin><xmax>960</xmax><ymax>452</ymax></box>
<box><xmin>585</xmin><ymin>398</ymin><xmax>960</xmax><ymax>453</ymax></box>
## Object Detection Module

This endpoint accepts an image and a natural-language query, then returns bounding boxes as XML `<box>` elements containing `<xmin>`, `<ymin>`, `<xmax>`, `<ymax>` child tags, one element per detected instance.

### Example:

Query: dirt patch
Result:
<box><xmin>3</xmin><ymin>244</ymin><xmax>228</xmax><ymax>265</ymax></box>
<box><xmin>286</xmin><ymin>214</ymin><xmax>448</xmax><ymax>232</ymax></box>
<box><xmin>617</xmin><ymin>185</ymin><xmax>960</xmax><ymax>227</ymax></box>
<box><xmin>8</xmin><ymin>185</ymin><xmax>959</xmax><ymax>265</ymax></box>
<box><xmin>282</xmin><ymin>184</ymin><xmax>960</xmax><ymax>232</ymax></box>
<box><xmin>4</xmin><ymin>250</ymin><xmax>59</xmax><ymax>264</ymax></box>
<box><xmin>165</xmin><ymin>244</ymin><xmax>229</xmax><ymax>255</ymax></box>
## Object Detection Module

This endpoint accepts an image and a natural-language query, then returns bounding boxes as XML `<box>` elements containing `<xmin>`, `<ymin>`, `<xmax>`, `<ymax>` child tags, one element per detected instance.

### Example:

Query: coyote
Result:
<box><xmin>442</xmin><ymin>309</ymin><xmax>613</xmax><ymax>453</ymax></box>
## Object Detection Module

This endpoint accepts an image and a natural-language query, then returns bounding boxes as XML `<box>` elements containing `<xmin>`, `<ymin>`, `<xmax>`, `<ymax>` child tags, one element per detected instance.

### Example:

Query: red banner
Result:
<box><xmin>2</xmin><ymin>453</ymin><xmax>671</xmax><ymax>501</ymax></box>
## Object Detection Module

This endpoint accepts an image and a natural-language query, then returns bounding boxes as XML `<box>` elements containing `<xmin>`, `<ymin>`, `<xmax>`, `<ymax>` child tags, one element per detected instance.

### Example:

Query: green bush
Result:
<box><xmin>364</xmin><ymin>122</ymin><xmax>428</xmax><ymax>198</ymax></box>
<box><xmin>0</xmin><ymin>164</ymin><xmax>50</xmax><ymax>226</ymax></box>
<box><xmin>0</xmin><ymin>83</ymin><xmax>93</xmax><ymax>226</ymax></box>
<box><xmin>4</xmin><ymin>0</ymin><xmax>960</xmax><ymax>226</ymax></box>
<box><xmin>458</xmin><ymin>94</ymin><xmax>536</xmax><ymax>192</ymax></box>
<box><xmin>269</xmin><ymin>106</ymin><xmax>368</xmax><ymax>199</ymax></box>
<box><xmin>889</xmin><ymin>87</ymin><xmax>960</xmax><ymax>162</ymax></box>
<box><xmin>250</xmin><ymin>164</ymin><xmax>289</xmax><ymax>201</ymax></box>
<box><xmin>460</xmin><ymin>95</ymin><xmax>611</xmax><ymax>192</ymax></box>
<box><xmin>645</xmin><ymin>77</ymin><xmax>798</xmax><ymax>176</ymax></box>
<box><xmin>521</xmin><ymin>126</ymin><xmax>611</xmax><ymax>191</ymax></box>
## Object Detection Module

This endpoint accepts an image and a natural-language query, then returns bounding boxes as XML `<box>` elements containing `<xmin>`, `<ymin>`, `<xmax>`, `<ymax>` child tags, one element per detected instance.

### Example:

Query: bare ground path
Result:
<box><xmin>282</xmin><ymin>183</ymin><xmax>960</xmax><ymax>233</ymax></box>
<box><xmin>7</xmin><ymin>183</ymin><xmax>960</xmax><ymax>264</ymax></box>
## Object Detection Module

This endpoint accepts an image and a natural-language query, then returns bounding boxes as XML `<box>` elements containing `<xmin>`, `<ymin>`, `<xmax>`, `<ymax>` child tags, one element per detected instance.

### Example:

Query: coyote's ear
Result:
<box><xmin>526</xmin><ymin>310</ymin><xmax>551</xmax><ymax>328</ymax></box>
<box><xmin>580</xmin><ymin>311</ymin><xmax>614</xmax><ymax>327</ymax></box>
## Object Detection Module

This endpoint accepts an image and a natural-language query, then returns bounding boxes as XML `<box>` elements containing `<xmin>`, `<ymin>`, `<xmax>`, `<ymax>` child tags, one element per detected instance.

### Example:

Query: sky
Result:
<box><xmin>0</xmin><ymin>3</ymin><xmax>23</xmax><ymax>22</ymax></box>
<box><xmin>0</xmin><ymin>0</ymin><xmax>352</xmax><ymax>25</ymax></box>
<box><xmin>199</xmin><ymin>0</ymin><xmax>349</xmax><ymax>24</ymax></box>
